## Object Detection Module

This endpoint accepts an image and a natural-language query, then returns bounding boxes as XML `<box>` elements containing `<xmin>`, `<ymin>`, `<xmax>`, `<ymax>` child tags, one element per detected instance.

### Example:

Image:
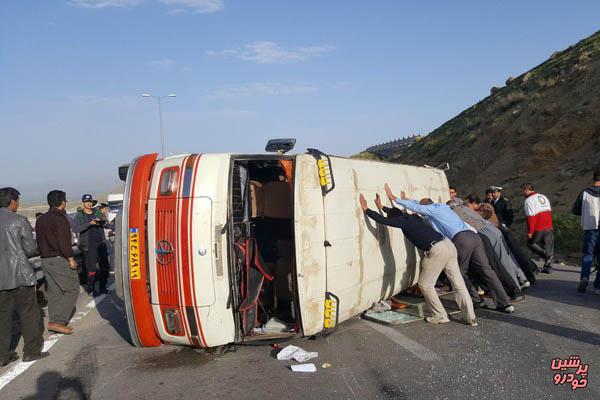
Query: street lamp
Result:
<box><xmin>142</xmin><ymin>93</ymin><xmax>176</xmax><ymax>158</ymax></box>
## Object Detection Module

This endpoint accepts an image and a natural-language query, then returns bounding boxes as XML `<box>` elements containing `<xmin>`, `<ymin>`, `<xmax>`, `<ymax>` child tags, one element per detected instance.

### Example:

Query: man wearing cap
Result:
<box><xmin>489</xmin><ymin>186</ymin><xmax>514</xmax><ymax>227</ymax></box>
<box><xmin>72</xmin><ymin>194</ymin><xmax>109</xmax><ymax>294</ymax></box>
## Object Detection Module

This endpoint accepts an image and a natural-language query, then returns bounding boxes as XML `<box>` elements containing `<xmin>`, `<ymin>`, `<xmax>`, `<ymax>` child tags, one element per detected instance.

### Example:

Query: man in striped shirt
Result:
<box><xmin>521</xmin><ymin>183</ymin><xmax>554</xmax><ymax>274</ymax></box>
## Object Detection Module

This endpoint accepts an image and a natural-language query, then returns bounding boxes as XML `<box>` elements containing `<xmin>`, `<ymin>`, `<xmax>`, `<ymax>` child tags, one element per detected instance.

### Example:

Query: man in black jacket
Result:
<box><xmin>0</xmin><ymin>187</ymin><xmax>48</xmax><ymax>365</ymax></box>
<box><xmin>359</xmin><ymin>193</ymin><xmax>477</xmax><ymax>326</ymax></box>
<box><xmin>489</xmin><ymin>186</ymin><xmax>514</xmax><ymax>227</ymax></box>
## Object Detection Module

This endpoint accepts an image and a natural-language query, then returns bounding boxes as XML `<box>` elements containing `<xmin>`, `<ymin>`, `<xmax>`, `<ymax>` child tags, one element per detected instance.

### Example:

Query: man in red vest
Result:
<box><xmin>521</xmin><ymin>183</ymin><xmax>554</xmax><ymax>274</ymax></box>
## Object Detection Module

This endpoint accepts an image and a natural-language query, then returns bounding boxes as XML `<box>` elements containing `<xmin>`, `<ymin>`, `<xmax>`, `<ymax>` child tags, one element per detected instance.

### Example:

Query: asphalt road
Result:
<box><xmin>1</xmin><ymin>264</ymin><xmax>599</xmax><ymax>400</ymax></box>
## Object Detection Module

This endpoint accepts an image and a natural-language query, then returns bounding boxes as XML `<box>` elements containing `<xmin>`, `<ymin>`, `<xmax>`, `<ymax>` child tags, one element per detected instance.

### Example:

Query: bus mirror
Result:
<box><xmin>265</xmin><ymin>138</ymin><xmax>296</xmax><ymax>154</ymax></box>
<box><xmin>118</xmin><ymin>164</ymin><xmax>130</xmax><ymax>182</ymax></box>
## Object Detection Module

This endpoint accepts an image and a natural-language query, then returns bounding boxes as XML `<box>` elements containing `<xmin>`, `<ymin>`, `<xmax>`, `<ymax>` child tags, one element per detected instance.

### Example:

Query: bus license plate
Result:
<box><xmin>129</xmin><ymin>228</ymin><xmax>141</xmax><ymax>280</ymax></box>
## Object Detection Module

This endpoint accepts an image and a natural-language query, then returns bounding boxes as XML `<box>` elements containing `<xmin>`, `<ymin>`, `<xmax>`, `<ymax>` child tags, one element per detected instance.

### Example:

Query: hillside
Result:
<box><xmin>391</xmin><ymin>30</ymin><xmax>600</xmax><ymax>204</ymax></box>
<box><xmin>375</xmin><ymin>30</ymin><xmax>600</xmax><ymax>253</ymax></box>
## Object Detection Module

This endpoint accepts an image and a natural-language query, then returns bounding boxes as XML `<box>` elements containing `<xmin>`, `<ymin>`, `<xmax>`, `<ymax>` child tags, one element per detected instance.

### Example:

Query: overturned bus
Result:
<box><xmin>115</xmin><ymin>141</ymin><xmax>450</xmax><ymax>348</ymax></box>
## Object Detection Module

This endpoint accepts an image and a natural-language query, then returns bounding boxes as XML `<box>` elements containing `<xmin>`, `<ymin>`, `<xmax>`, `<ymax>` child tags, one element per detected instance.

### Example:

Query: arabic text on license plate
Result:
<box><xmin>129</xmin><ymin>228</ymin><xmax>141</xmax><ymax>280</ymax></box>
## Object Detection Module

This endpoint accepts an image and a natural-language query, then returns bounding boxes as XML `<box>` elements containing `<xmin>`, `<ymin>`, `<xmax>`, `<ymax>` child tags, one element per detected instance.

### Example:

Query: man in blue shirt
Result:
<box><xmin>384</xmin><ymin>184</ymin><xmax>514</xmax><ymax>313</ymax></box>
<box><xmin>360</xmin><ymin>194</ymin><xmax>477</xmax><ymax>326</ymax></box>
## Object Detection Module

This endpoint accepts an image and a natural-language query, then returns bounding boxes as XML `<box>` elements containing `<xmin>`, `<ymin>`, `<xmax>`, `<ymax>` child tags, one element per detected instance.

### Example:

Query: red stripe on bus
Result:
<box><xmin>128</xmin><ymin>153</ymin><xmax>162</xmax><ymax>347</ymax></box>
<box><xmin>188</xmin><ymin>154</ymin><xmax>208</xmax><ymax>347</ymax></box>
<box><xmin>180</xmin><ymin>154</ymin><xmax>205</xmax><ymax>346</ymax></box>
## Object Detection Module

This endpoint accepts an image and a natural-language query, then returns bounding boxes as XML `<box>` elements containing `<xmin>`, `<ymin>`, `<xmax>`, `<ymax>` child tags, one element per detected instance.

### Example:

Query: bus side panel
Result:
<box><xmin>294</xmin><ymin>155</ymin><xmax>327</xmax><ymax>336</ymax></box>
<box><xmin>322</xmin><ymin>157</ymin><xmax>450</xmax><ymax>323</ymax></box>
<box><xmin>191</xmin><ymin>154</ymin><xmax>235</xmax><ymax>347</ymax></box>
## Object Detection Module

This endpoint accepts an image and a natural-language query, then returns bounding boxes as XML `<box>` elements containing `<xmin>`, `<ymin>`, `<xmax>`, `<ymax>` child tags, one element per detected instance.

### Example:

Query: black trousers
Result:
<box><xmin>0</xmin><ymin>286</ymin><xmax>44</xmax><ymax>360</ymax></box>
<box><xmin>452</xmin><ymin>231</ymin><xmax>511</xmax><ymax>308</ymax></box>
<box><xmin>527</xmin><ymin>229</ymin><xmax>554</xmax><ymax>262</ymax></box>
<box><xmin>84</xmin><ymin>241</ymin><xmax>110</xmax><ymax>289</ymax></box>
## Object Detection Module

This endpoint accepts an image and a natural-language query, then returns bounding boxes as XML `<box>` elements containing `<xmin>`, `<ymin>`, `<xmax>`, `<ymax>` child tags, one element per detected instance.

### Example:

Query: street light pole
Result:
<box><xmin>157</xmin><ymin>96</ymin><xmax>164</xmax><ymax>158</ymax></box>
<box><xmin>142</xmin><ymin>93</ymin><xmax>176</xmax><ymax>158</ymax></box>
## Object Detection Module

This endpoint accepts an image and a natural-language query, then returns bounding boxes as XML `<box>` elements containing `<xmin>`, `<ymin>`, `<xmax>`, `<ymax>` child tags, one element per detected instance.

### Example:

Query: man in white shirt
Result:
<box><xmin>573</xmin><ymin>170</ymin><xmax>600</xmax><ymax>294</ymax></box>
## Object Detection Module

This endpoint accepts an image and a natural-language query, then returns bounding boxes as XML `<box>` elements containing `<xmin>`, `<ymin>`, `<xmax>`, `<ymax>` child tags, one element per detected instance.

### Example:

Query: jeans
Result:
<box><xmin>581</xmin><ymin>229</ymin><xmax>600</xmax><ymax>288</ymax></box>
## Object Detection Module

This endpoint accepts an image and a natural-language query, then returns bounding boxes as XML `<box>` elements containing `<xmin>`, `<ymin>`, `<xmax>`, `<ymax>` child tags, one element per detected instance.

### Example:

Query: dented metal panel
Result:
<box><xmin>322</xmin><ymin>157</ymin><xmax>449</xmax><ymax>322</ymax></box>
<box><xmin>295</xmin><ymin>155</ymin><xmax>449</xmax><ymax>332</ymax></box>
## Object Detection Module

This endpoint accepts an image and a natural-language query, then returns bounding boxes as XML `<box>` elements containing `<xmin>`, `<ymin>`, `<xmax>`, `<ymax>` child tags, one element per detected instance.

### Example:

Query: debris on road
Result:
<box><xmin>362</xmin><ymin>309</ymin><xmax>422</xmax><ymax>325</ymax></box>
<box><xmin>321</xmin><ymin>363</ymin><xmax>332</xmax><ymax>369</ymax></box>
<box><xmin>277</xmin><ymin>345</ymin><xmax>318</xmax><ymax>363</ymax></box>
<box><xmin>369</xmin><ymin>300</ymin><xmax>391</xmax><ymax>312</ymax></box>
<box><xmin>290</xmin><ymin>363</ymin><xmax>317</xmax><ymax>373</ymax></box>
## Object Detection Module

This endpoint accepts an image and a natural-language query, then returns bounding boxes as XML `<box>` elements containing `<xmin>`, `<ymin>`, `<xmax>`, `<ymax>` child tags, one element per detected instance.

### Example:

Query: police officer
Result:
<box><xmin>488</xmin><ymin>186</ymin><xmax>514</xmax><ymax>227</ymax></box>
<box><xmin>72</xmin><ymin>194</ymin><xmax>109</xmax><ymax>295</ymax></box>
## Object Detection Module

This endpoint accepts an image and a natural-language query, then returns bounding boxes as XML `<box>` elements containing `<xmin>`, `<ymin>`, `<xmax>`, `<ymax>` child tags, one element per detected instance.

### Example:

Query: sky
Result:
<box><xmin>1</xmin><ymin>0</ymin><xmax>599</xmax><ymax>202</ymax></box>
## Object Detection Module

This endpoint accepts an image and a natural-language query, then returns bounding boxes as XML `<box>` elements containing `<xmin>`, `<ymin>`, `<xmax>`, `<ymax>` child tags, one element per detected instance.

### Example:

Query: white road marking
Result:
<box><xmin>0</xmin><ymin>282</ymin><xmax>117</xmax><ymax>392</ymax></box>
<box><xmin>0</xmin><ymin>336</ymin><xmax>61</xmax><ymax>391</ymax></box>
<box><xmin>86</xmin><ymin>283</ymin><xmax>115</xmax><ymax>308</ymax></box>
<box><xmin>364</xmin><ymin>320</ymin><xmax>441</xmax><ymax>361</ymax></box>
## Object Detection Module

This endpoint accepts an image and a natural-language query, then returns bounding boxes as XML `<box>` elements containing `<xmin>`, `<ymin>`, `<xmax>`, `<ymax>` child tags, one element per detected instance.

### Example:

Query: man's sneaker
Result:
<box><xmin>1</xmin><ymin>352</ymin><xmax>19</xmax><ymax>367</ymax></box>
<box><xmin>577</xmin><ymin>278</ymin><xmax>589</xmax><ymax>294</ymax></box>
<box><xmin>425</xmin><ymin>316</ymin><xmax>450</xmax><ymax>324</ymax></box>
<box><xmin>499</xmin><ymin>305</ymin><xmax>515</xmax><ymax>314</ymax></box>
<box><xmin>481</xmin><ymin>303</ymin><xmax>515</xmax><ymax>313</ymax></box>
<box><xmin>22</xmin><ymin>352</ymin><xmax>50</xmax><ymax>363</ymax></box>
<box><xmin>520</xmin><ymin>281</ymin><xmax>531</xmax><ymax>289</ymax></box>
<box><xmin>464</xmin><ymin>319</ymin><xmax>479</xmax><ymax>327</ymax></box>
<box><xmin>541</xmin><ymin>266</ymin><xmax>552</xmax><ymax>274</ymax></box>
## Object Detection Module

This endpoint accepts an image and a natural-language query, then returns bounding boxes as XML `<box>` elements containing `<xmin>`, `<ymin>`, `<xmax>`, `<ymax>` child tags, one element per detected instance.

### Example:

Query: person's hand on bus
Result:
<box><xmin>359</xmin><ymin>194</ymin><xmax>368</xmax><ymax>212</ymax></box>
<box><xmin>384</xmin><ymin>183</ymin><xmax>397</xmax><ymax>202</ymax></box>
<box><xmin>89</xmin><ymin>219</ymin><xmax>98</xmax><ymax>225</ymax></box>
<box><xmin>374</xmin><ymin>193</ymin><xmax>383</xmax><ymax>210</ymax></box>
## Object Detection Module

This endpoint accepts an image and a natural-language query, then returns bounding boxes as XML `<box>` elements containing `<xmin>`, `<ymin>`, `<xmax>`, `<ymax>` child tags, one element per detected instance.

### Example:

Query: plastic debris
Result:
<box><xmin>290</xmin><ymin>363</ymin><xmax>317</xmax><ymax>373</ymax></box>
<box><xmin>277</xmin><ymin>345</ymin><xmax>318</xmax><ymax>363</ymax></box>
<box><xmin>263</xmin><ymin>317</ymin><xmax>293</xmax><ymax>333</ymax></box>
<box><xmin>369</xmin><ymin>300</ymin><xmax>391</xmax><ymax>312</ymax></box>
<box><xmin>321</xmin><ymin>363</ymin><xmax>332</xmax><ymax>369</ymax></box>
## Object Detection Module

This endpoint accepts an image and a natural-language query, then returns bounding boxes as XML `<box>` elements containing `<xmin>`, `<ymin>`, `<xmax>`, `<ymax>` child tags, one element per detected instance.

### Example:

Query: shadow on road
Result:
<box><xmin>524</xmin><ymin>278</ymin><xmax>600</xmax><ymax>310</ymax></box>
<box><xmin>479</xmin><ymin>309</ymin><xmax>600</xmax><ymax>346</ymax></box>
<box><xmin>94</xmin><ymin>292</ymin><xmax>133</xmax><ymax>345</ymax></box>
<box><xmin>21</xmin><ymin>371</ymin><xmax>88</xmax><ymax>400</ymax></box>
